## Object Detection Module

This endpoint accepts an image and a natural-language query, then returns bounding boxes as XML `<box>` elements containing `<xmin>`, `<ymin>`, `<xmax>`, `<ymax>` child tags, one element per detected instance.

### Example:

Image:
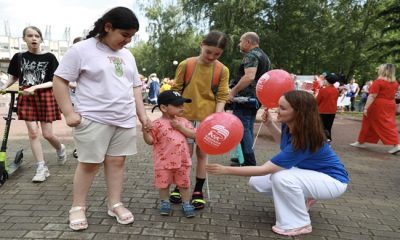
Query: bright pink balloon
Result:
<box><xmin>256</xmin><ymin>69</ymin><xmax>294</xmax><ymax>108</ymax></box>
<box><xmin>196</xmin><ymin>112</ymin><xmax>243</xmax><ymax>155</ymax></box>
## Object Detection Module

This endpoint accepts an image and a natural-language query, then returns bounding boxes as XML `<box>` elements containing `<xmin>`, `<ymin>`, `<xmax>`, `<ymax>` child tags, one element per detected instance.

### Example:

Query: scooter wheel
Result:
<box><xmin>14</xmin><ymin>149</ymin><xmax>23</xmax><ymax>165</ymax></box>
<box><xmin>73</xmin><ymin>149</ymin><xmax>78</xmax><ymax>158</ymax></box>
<box><xmin>0</xmin><ymin>164</ymin><xmax>9</xmax><ymax>186</ymax></box>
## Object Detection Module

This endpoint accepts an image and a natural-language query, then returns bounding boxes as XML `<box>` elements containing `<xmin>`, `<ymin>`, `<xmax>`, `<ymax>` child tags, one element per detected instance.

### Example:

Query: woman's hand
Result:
<box><xmin>363</xmin><ymin>108</ymin><xmax>368</xmax><ymax>117</ymax></box>
<box><xmin>206</xmin><ymin>164</ymin><xmax>227</xmax><ymax>175</ymax></box>
<box><xmin>262</xmin><ymin>108</ymin><xmax>275</xmax><ymax>125</ymax></box>
<box><xmin>261</xmin><ymin>108</ymin><xmax>269</xmax><ymax>122</ymax></box>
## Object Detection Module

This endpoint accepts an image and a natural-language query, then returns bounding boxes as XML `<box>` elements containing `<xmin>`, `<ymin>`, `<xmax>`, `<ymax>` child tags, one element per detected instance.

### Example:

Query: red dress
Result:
<box><xmin>358</xmin><ymin>79</ymin><xmax>399</xmax><ymax>145</ymax></box>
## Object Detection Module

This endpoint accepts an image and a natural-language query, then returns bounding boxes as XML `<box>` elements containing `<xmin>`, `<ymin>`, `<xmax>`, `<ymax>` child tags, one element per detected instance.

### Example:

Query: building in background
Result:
<box><xmin>0</xmin><ymin>35</ymin><xmax>70</xmax><ymax>60</ymax></box>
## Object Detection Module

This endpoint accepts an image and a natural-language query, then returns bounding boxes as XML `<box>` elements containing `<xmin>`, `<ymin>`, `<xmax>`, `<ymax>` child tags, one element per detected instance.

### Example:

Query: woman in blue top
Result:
<box><xmin>207</xmin><ymin>90</ymin><xmax>349</xmax><ymax>237</ymax></box>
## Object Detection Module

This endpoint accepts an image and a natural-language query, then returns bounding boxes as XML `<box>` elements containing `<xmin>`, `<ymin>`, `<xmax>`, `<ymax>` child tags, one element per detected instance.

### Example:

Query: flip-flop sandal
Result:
<box><xmin>191</xmin><ymin>191</ymin><xmax>206</xmax><ymax>210</ymax></box>
<box><xmin>169</xmin><ymin>189</ymin><xmax>182</xmax><ymax>204</ymax></box>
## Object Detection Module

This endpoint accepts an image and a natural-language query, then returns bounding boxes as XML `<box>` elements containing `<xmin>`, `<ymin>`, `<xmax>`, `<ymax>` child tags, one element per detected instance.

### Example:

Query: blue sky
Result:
<box><xmin>0</xmin><ymin>0</ymin><xmax>149</xmax><ymax>41</ymax></box>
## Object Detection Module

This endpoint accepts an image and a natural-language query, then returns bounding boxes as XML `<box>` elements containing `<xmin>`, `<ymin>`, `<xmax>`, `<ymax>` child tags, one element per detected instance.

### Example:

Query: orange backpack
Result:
<box><xmin>182</xmin><ymin>57</ymin><xmax>223</xmax><ymax>95</ymax></box>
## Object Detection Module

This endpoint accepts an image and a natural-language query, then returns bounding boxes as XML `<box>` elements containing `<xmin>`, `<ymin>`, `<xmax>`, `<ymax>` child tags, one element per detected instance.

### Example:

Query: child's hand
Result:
<box><xmin>142</xmin><ymin>125</ymin><xmax>149</xmax><ymax>133</ymax></box>
<box><xmin>65</xmin><ymin>112</ymin><xmax>81</xmax><ymax>127</ymax></box>
<box><xmin>142</xmin><ymin>117</ymin><xmax>152</xmax><ymax>132</ymax></box>
<box><xmin>206</xmin><ymin>164</ymin><xmax>226</xmax><ymax>175</ymax></box>
<box><xmin>170</xmin><ymin>117</ymin><xmax>182</xmax><ymax>130</ymax></box>
<box><xmin>22</xmin><ymin>86</ymin><xmax>36</xmax><ymax>96</ymax></box>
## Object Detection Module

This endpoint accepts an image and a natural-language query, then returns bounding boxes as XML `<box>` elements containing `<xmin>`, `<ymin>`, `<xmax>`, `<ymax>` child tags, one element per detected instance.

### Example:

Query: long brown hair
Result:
<box><xmin>283</xmin><ymin>90</ymin><xmax>326</xmax><ymax>153</ymax></box>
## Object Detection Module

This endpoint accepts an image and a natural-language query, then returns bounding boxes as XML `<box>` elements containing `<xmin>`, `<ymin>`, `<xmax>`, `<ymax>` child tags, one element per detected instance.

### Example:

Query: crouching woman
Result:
<box><xmin>207</xmin><ymin>90</ymin><xmax>349</xmax><ymax>237</ymax></box>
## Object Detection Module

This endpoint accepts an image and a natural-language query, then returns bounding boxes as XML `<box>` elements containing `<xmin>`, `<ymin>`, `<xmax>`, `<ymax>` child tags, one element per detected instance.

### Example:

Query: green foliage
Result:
<box><xmin>131</xmin><ymin>0</ymin><xmax>399</xmax><ymax>84</ymax></box>
<box><xmin>376</xmin><ymin>0</ymin><xmax>400</xmax><ymax>63</ymax></box>
<box><xmin>131</xmin><ymin>0</ymin><xmax>202</xmax><ymax>79</ymax></box>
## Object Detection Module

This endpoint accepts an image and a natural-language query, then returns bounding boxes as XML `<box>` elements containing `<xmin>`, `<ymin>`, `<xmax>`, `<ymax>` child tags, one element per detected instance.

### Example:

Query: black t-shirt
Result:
<box><xmin>7</xmin><ymin>51</ymin><xmax>59</xmax><ymax>87</ymax></box>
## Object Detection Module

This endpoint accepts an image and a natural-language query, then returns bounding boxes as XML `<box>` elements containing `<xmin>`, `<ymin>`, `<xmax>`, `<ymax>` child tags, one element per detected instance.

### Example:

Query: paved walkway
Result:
<box><xmin>0</xmin><ymin>103</ymin><xmax>399</xmax><ymax>239</ymax></box>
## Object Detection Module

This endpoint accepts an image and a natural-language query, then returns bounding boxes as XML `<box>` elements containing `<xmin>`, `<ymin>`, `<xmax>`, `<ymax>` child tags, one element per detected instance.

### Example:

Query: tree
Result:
<box><xmin>376</xmin><ymin>0</ymin><xmax>400</xmax><ymax>63</ymax></box>
<box><xmin>181</xmin><ymin>0</ymin><xmax>270</xmax><ymax>78</ymax></box>
<box><xmin>132</xmin><ymin>0</ymin><xmax>394</xmax><ymax>85</ymax></box>
<box><xmin>130</xmin><ymin>41</ymin><xmax>157</xmax><ymax>78</ymax></box>
<box><xmin>134</xmin><ymin>0</ymin><xmax>202</xmax><ymax>78</ymax></box>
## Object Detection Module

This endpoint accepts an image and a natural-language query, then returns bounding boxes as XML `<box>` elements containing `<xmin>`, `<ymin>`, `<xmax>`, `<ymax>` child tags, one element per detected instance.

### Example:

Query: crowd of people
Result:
<box><xmin>0</xmin><ymin>5</ymin><xmax>399</xmax><ymax>237</ymax></box>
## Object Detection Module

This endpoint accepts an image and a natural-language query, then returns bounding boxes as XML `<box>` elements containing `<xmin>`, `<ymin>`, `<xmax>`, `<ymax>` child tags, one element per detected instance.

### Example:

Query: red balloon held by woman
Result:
<box><xmin>196</xmin><ymin>112</ymin><xmax>244</xmax><ymax>155</ymax></box>
<box><xmin>256</xmin><ymin>69</ymin><xmax>294</xmax><ymax>108</ymax></box>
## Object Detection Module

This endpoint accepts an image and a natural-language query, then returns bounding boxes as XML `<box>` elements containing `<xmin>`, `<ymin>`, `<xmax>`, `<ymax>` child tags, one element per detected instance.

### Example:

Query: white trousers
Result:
<box><xmin>249</xmin><ymin>167</ymin><xmax>347</xmax><ymax>229</ymax></box>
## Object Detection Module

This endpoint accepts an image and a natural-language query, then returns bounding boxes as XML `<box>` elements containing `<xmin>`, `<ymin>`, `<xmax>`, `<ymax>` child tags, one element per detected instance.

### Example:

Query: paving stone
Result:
<box><xmin>24</xmin><ymin>230</ymin><xmax>62</xmax><ymax>239</ymax></box>
<box><xmin>1</xmin><ymin>109</ymin><xmax>400</xmax><ymax>239</ymax></box>
<box><xmin>174</xmin><ymin>230</ymin><xmax>208</xmax><ymax>239</ymax></box>
<box><xmin>92</xmin><ymin>233</ymin><xmax>129</xmax><ymax>240</ymax></box>
<box><xmin>141</xmin><ymin>227</ymin><xmax>174</xmax><ymax>237</ymax></box>
<box><xmin>58</xmin><ymin>232</ymin><xmax>95</xmax><ymax>240</ymax></box>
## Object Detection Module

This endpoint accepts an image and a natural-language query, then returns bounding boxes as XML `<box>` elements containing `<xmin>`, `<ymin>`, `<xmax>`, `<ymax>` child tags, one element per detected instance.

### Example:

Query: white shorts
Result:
<box><xmin>73</xmin><ymin>117</ymin><xmax>137</xmax><ymax>163</ymax></box>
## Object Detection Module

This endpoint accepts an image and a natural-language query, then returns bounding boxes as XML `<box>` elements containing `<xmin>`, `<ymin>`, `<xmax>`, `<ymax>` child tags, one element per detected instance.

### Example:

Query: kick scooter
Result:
<box><xmin>0</xmin><ymin>90</ymin><xmax>24</xmax><ymax>186</ymax></box>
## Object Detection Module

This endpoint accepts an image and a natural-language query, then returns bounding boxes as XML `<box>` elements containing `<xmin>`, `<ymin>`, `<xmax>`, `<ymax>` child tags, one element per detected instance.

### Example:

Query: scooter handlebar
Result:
<box><xmin>0</xmin><ymin>90</ymin><xmax>33</xmax><ymax>95</ymax></box>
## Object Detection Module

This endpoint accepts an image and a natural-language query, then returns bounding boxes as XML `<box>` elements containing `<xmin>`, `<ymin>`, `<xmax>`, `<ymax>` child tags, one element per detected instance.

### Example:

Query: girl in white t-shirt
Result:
<box><xmin>53</xmin><ymin>7</ymin><xmax>151</xmax><ymax>231</ymax></box>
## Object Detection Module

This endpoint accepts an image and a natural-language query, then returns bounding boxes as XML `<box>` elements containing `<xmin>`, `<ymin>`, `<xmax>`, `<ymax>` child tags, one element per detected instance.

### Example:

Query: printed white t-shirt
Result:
<box><xmin>55</xmin><ymin>38</ymin><xmax>141</xmax><ymax>128</ymax></box>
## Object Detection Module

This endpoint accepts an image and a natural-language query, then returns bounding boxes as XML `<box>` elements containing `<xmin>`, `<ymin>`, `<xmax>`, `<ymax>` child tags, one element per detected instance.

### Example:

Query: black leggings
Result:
<box><xmin>320</xmin><ymin>114</ymin><xmax>336</xmax><ymax>141</ymax></box>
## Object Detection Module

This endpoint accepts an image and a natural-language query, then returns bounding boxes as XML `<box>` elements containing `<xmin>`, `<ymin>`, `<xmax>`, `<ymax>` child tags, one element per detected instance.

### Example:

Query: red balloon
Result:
<box><xmin>196</xmin><ymin>112</ymin><xmax>244</xmax><ymax>155</ymax></box>
<box><xmin>256</xmin><ymin>69</ymin><xmax>294</xmax><ymax>108</ymax></box>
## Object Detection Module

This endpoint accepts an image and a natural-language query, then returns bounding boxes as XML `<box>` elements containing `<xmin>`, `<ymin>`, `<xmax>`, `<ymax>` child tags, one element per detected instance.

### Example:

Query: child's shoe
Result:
<box><xmin>191</xmin><ymin>191</ymin><xmax>206</xmax><ymax>209</ymax></box>
<box><xmin>57</xmin><ymin>144</ymin><xmax>67</xmax><ymax>165</ymax></box>
<box><xmin>32</xmin><ymin>165</ymin><xmax>50</xmax><ymax>182</ymax></box>
<box><xmin>182</xmin><ymin>202</ymin><xmax>195</xmax><ymax>218</ymax></box>
<box><xmin>159</xmin><ymin>200</ymin><xmax>171</xmax><ymax>216</ymax></box>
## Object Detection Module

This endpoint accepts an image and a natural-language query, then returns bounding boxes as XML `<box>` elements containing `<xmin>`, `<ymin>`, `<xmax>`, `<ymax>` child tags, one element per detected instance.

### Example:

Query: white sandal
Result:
<box><xmin>69</xmin><ymin>206</ymin><xmax>88</xmax><ymax>231</ymax></box>
<box><xmin>107</xmin><ymin>202</ymin><xmax>134</xmax><ymax>224</ymax></box>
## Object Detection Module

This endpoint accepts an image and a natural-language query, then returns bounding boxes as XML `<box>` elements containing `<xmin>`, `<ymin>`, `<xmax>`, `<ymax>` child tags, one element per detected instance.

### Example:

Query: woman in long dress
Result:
<box><xmin>350</xmin><ymin>63</ymin><xmax>400</xmax><ymax>154</ymax></box>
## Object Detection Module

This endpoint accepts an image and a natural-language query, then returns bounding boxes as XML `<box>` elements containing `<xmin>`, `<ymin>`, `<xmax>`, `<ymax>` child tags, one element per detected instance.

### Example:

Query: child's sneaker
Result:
<box><xmin>159</xmin><ymin>200</ymin><xmax>171</xmax><ymax>216</ymax></box>
<box><xmin>32</xmin><ymin>165</ymin><xmax>50</xmax><ymax>182</ymax></box>
<box><xmin>57</xmin><ymin>144</ymin><xmax>67</xmax><ymax>165</ymax></box>
<box><xmin>182</xmin><ymin>203</ymin><xmax>195</xmax><ymax>218</ymax></box>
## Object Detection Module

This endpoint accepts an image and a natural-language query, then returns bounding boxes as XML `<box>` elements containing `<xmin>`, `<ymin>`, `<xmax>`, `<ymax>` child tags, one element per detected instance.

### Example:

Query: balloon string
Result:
<box><xmin>206</xmin><ymin>172</ymin><xmax>211</xmax><ymax>201</ymax></box>
<box><xmin>252</xmin><ymin>121</ymin><xmax>263</xmax><ymax>150</ymax></box>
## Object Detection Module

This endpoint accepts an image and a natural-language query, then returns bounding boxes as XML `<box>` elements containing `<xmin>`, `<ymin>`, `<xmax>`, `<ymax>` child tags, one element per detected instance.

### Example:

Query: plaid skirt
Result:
<box><xmin>17</xmin><ymin>87</ymin><xmax>61</xmax><ymax>122</ymax></box>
